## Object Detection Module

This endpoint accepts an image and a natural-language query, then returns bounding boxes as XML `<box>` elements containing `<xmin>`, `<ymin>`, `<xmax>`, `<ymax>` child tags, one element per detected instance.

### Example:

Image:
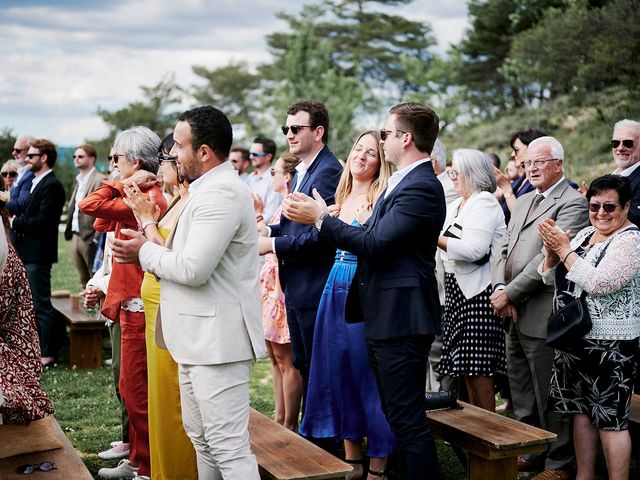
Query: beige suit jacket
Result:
<box><xmin>492</xmin><ymin>179</ymin><xmax>589</xmax><ymax>338</ymax></box>
<box><xmin>65</xmin><ymin>168</ymin><xmax>106</xmax><ymax>243</ymax></box>
<box><xmin>139</xmin><ymin>161</ymin><xmax>266</xmax><ymax>365</ymax></box>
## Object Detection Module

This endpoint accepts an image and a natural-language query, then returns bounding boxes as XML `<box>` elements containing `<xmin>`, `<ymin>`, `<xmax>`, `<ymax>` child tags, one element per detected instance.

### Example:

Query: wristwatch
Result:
<box><xmin>503</xmin><ymin>191</ymin><xmax>513</xmax><ymax>199</ymax></box>
<box><xmin>315</xmin><ymin>212</ymin><xmax>329</xmax><ymax>231</ymax></box>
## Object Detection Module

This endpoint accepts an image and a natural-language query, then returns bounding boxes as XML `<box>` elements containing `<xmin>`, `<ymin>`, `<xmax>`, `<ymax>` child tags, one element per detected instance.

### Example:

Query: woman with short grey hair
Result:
<box><xmin>436</xmin><ymin>148</ymin><xmax>507</xmax><ymax>411</ymax></box>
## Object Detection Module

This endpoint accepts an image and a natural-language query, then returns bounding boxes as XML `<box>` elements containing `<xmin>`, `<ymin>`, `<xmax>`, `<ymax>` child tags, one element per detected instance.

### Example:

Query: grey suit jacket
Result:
<box><xmin>139</xmin><ymin>161</ymin><xmax>266</xmax><ymax>365</ymax></box>
<box><xmin>65</xmin><ymin>169</ymin><xmax>106</xmax><ymax>243</ymax></box>
<box><xmin>492</xmin><ymin>179</ymin><xmax>589</xmax><ymax>338</ymax></box>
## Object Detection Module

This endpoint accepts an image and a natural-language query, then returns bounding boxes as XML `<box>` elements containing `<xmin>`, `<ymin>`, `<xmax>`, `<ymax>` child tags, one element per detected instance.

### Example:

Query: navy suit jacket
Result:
<box><xmin>13</xmin><ymin>171</ymin><xmax>65</xmax><ymax>264</ymax></box>
<box><xmin>7</xmin><ymin>170</ymin><xmax>35</xmax><ymax>216</ymax></box>
<box><xmin>627</xmin><ymin>166</ymin><xmax>640</xmax><ymax>228</ymax></box>
<box><xmin>319</xmin><ymin>161</ymin><xmax>446</xmax><ymax>341</ymax></box>
<box><xmin>270</xmin><ymin>146</ymin><xmax>343</xmax><ymax>309</ymax></box>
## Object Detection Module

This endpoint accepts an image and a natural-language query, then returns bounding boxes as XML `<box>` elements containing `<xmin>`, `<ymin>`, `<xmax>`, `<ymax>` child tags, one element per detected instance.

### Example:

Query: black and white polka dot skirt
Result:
<box><xmin>438</xmin><ymin>272</ymin><xmax>507</xmax><ymax>377</ymax></box>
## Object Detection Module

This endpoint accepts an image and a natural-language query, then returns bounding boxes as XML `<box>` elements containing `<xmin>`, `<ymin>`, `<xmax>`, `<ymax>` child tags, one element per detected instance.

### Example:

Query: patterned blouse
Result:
<box><xmin>540</xmin><ymin>225</ymin><xmax>640</xmax><ymax>340</ymax></box>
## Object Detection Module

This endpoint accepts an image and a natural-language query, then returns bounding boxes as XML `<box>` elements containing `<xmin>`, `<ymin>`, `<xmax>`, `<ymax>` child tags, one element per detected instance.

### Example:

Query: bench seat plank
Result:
<box><xmin>0</xmin><ymin>416</ymin><xmax>92</xmax><ymax>480</ymax></box>
<box><xmin>249</xmin><ymin>408</ymin><xmax>351</xmax><ymax>480</ymax></box>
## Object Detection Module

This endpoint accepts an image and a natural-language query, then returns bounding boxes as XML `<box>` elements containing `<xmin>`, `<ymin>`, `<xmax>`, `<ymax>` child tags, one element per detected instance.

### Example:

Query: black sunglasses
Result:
<box><xmin>610</xmin><ymin>139</ymin><xmax>634</xmax><ymax>149</ymax></box>
<box><xmin>12</xmin><ymin>147</ymin><xmax>27</xmax><ymax>154</ymax></box>
<box><xmin>1</xmin><ymin>171</ymin><xmax>17</xmax><ymax>178</ymax></box>
<box><xmin>16</xmin><ymin>461</ymin><xmax>56</xmax><ymax>474</ymax></box>
<box><xmin>379</xmin><ymin>128</ymin><xmax>408</xmax><ymax>141</ymax></box>
<box><xmin>281</xmin><ymin>125</ymin><xmax>312</xmax><ymax>135</ymax></box>
<box><xmin>588</xmin><ymin>202</ymin><xmax>618</xmax><ymax>213</ymax></box>
<box><xmin>26</xmin><ymin>153</ymin><xmax>43</xmax><ymax>160</ymax></box>
<box><xmin>110</xmin><ymin>154</ymin><xmax>125</xmax><ymax>164</ymax></box>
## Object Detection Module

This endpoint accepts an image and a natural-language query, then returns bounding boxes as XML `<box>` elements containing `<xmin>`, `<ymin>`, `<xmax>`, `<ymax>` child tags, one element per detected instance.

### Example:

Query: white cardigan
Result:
<box><xmin>438</xmin><ymin>191</ymin><xmax>506</xmax><ymax>299</ymax></box>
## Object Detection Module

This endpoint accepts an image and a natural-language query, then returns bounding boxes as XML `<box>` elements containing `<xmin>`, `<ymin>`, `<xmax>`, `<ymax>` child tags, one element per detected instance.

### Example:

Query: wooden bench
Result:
<box><xmin>51</xmin><ymin>295</ymin><xmax>104</xmax><ymax>369</ymax></box>
<box><xmin>249</xmin><ymin>408</ymin><xmax>352</xmax><ymax>479</ymax></box>
<box><xmin>0</xmin><ymin>417</ymin><xmax>92</xmax><ymax>480</ymax></box>
<box><xmin>428</xmin><ymin>401</ymin><xmax>556</xmax><ymax>480</ymax></box>
<box><xmin>631</xmin><ymin>393</ymin><xmax>640</xmax><ymax>423</ymax></box>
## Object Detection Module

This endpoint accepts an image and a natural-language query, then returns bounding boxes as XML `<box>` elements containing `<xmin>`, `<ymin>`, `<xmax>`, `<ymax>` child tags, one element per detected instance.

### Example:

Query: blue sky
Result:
<box><xmin>0</xmin><ymin>0</ymin><xmax>468</xmax><ymax>146</ymax></box>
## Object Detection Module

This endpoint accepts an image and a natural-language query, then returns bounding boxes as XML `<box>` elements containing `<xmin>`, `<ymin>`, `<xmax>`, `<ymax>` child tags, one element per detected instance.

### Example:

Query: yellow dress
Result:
<box><xmin>141</xmin><ymin>226</ymin><xmax>198</xmax><ymax>480</ymax></box>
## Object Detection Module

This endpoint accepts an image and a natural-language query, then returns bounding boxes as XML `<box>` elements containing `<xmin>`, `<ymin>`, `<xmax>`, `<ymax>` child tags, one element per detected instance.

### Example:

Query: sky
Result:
<box><xmin>0</xmin><ymin>0</ymin><xmax>469</xmax><ymax>147</ymax></box>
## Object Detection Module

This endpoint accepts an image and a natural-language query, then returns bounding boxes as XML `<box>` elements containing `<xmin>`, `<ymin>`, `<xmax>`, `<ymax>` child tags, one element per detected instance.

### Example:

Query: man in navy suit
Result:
<box><xmin>284</xmin><ymin>102</ymin><xmax>446</xmax><ymax>479</ymax></box>
<box><xmin>4</xmin><ymin>135</ymin><xmax>36</xmax><ymax>243</ymax></box>
<box><xmin>12</xmin><ymin>139</ymin><xmax>66</xmax><ymax>366</ymax></box>
<box><xmin>259</xmin><ymin>100</ymin><xmax>343</xmax><ymax>409</ymax></box>
<box><xmin>611</xmin><ymin>119</ymin><xmax>640</xmax><ymax>227</ymax></box>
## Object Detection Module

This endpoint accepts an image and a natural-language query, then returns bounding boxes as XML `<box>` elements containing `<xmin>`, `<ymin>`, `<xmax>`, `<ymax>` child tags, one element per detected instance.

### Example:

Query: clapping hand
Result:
<box><xmin>123</xmin><ymin>183</ymin><xmax>160</xmax><ymax>225</ymax></box>
<box><xmin>283</xmin><ymin>189</ymin><xmax>328</xmax><ymax>224</ymax></box>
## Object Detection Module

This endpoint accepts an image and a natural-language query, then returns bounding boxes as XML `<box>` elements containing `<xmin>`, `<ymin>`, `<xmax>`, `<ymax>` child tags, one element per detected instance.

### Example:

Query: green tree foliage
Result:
<box><xmin>190</xmin><ymin>61</ymin><xmax>262</xmax><ymax>135</ymax></box>
<box><xmin>97</xmin><ymin>73</ymin><xmax>182</xmax><ymax>143</ymax></box>
<box><xmin>266</xmin><ymin>0</ymin><xmax>435</xmax><ymax>101</ymax></box>
<box><xmin>0</xmin><ymin>128</ymin><xmax>16</xmax><ymax>163</ymax></box>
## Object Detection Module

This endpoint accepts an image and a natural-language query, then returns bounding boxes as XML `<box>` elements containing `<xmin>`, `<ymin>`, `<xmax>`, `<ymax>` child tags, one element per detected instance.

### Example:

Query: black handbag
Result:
<box><xmin>545</xmin><ymin>236</ymin><xmax>613</xmax><ymax>351</ymax></box>
<box><xmin>424</xmin><ymin>391</ymin><xmax>460</xmax><ymax>411</ymax></box>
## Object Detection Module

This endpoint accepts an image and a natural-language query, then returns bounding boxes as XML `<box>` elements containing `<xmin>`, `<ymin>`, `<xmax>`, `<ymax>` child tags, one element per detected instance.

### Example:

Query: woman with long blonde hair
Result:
<box><xmin>299</xmin><ymin>131</ymin><xmax>395</xmax><ymax>480</ymax></box>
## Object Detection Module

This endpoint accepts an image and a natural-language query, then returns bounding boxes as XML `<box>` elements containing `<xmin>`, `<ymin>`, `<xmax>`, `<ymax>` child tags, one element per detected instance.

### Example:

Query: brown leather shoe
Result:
<box><xmin>531</xmin><ymin>468</ymin><xmax>572</xmax><ymax>480</ymax></box>
<box><xmin>517</xmin><ymin>456</ymin><xmax>544</xmax><ymax>471</ymax></box>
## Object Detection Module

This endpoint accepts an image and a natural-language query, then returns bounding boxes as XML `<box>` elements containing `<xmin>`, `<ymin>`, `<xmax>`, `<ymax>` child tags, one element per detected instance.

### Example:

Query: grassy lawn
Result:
<box><xmin>45</xmin><ymin>232</ymin><xmax>630</xmax><ymax>479</ymax></box>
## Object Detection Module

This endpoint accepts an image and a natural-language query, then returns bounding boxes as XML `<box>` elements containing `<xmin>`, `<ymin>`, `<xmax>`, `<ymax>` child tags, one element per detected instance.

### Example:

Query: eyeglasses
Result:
<box><xmin>519</xmin><ymin>158</ymin><xmax>558</xmax><ymax>169</ymax></box>
<box><xmin>270</xmin><ymin>167</ymin><xmax>285</xmax><ymax>176</ymax></box>
<box><xmin>15</xmin><ymin>461</ymin><xmax>56</xmax><ymax>474</ymax></box>
<box><xmin>12</xmin><ymin>147</ymin><xmax>27</xmax><ymax>154</ymax></box>
<box><xmin>111</xmin><ymin>154</ymin><xmax>125</xmax><ymax>164</ymax></box>
<box><xmin>447</xmin><ymin>169</ymin><xmax>459</xmax><ymax>180</ymax></box>
<box><xmin>26</xmin><ymin>153</ymin><xmax>43</xmax><ymax>160</ymax></box>
<box><xmin>158</xmin><ymin>154</ymin><xmax>177</xmax><ymax>165</ymax></box>
<box><xmin>73</xmin><ymin>155</ymin><xmax>86</xmax><ymax>159</ymax></box>
<box><xmin>610</xmin><ymin>139</ymin><xmax>634</xmax><ymax>149</ymax></box>
<box><xmin>249</xmin><ymin>151</ymin><xmax>268</xmax><ymax>158</ymax></box>
<box><xmin>281</xmin><ymin>125</ymin><xmax>313</xmax><ymax>135</ymax></box>
<box><xmin>1</xmin><ymin>171</ymin><xmax>17</xmax><ymax>178</ymax></box>
<box><xmin>379</xmin><ymin>129</ymin><xmax>408</xmax><ymax>141</ymax></box>
<box><xmin>588</xmin><ymin>202</ymin><xmax>618</xmax><ymax>213</ymax></box>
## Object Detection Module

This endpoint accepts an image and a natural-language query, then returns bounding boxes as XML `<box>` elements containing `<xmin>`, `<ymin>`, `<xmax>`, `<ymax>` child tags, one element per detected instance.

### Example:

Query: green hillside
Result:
<box><xmin>440</xmin><ymin>87</ymin><xmax>639</xmax><ymax>183</ymax></box>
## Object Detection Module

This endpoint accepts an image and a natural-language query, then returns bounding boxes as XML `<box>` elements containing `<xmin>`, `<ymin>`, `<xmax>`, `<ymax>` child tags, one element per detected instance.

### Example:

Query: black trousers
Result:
<box><xmin>25</xmin><ymin>262</ymin><xmax>58</xmax><ymax>358</ymax></box>
<box><xmin>285</xmin><ymin>302</ymin><xmax>318</xmax><ymax>416</ymax></box>
<box><xmin>368</xmin><ymin>335</ymin><xmax>441</xmax><ymax>480</ymax></box>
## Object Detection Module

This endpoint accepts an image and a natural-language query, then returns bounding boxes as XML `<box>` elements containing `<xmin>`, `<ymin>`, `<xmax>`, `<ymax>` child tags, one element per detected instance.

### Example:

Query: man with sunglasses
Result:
<box><xmin>6</xmin><ymin>136</ymin><xmax>35</xmax><ymax>233</ymax></box>
<box><xmin>245</xmin><ymin>136</ymin><xmax>282</xmax><ymax>222</ymax></box>
<box><xmin>611</xmin><ymin>119</ymin><xmax>640</xmax><ymax>227</ymax></box>
<box><xmin>490</xmin><ymin>136</ymin><xmax>588</xmax><ymax>480</ymax></box>
<box><xmin>64</xmin><ymin>144</ymin><xmax>106</xmax><ymax>286</ymax></box>
<box><xmin>259</xmin><ymin>100</ymin><xmax>342</xmax><ymax>421</ymax></box>
<box><xmin>12</xmin><ymin>139</ymin><xmax>66</xmax><ymax>368</ymax></box>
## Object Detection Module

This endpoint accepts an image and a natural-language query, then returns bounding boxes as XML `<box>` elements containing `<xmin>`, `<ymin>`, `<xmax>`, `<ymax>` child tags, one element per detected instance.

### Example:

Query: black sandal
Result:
<box><xmin>368</xmin><ymin>468</ymin><xmax>387</xmax><ymax>478</ymax></box>
<box><xmin>345</xmin><ymin>459</ymin><xmax>364</xmax><ymax>480</ymax></box>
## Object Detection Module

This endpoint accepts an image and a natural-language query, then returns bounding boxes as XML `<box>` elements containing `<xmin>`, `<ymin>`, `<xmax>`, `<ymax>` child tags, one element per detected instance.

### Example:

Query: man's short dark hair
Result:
<box><xmin>389</xmin><ymin>102</ymin><xmax>439</xmax><ymax>154</ymax></box>
<box><xmin>230</xmin><ymin>147</ymin><xmax>250</xmax><ymax>161</ymax></box>
<box><xmin>31</xmin><ymin>139</ymin><xmax>57</xmax><ymax>168</ymax></box>
<box><xmin>253</xmin><ymin>136</ymin><xmax>277</xmax><ymax>159</ymax></box>
<box><xmin>178</xmin><ymin>106</ymin><xmax>233</xmax><ymax>160</ymax></box>
<box><xmin>287</xmin><ymin>100</ymin><xmax>329</xmax><ymax>145</ymax></box>
<box><xmin>510</xmin><ymin>129</ymin><xmax>546</xmax><ymax>149</ymax></box>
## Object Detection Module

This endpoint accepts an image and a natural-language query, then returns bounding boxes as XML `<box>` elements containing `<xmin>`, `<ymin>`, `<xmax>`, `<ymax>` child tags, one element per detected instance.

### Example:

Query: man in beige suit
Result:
<box><xmin>111</xmin><ymin>106</ymin><xmax>266</xmax><ymax>479</ymax></box>
<box><xmin>491</xmin><ymin>136</ymin><xmax>589</xmax><ymax>480</ymax></box>
<box><xmin>64</xmin><ymin>144</ymin><xmax>106</xmax><ymax>286</ymax></box>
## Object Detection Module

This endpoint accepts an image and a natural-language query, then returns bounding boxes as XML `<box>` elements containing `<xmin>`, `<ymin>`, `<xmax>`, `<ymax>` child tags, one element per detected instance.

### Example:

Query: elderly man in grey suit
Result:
<box><xmin>491</xmin><ymin>136</ymin><xmax>589</xmax><ymax>480</ymax></box>
<box><xmin>111</xmin><ymin>106</ymin><xmax>266</xmax><ymax>479</ymax></box>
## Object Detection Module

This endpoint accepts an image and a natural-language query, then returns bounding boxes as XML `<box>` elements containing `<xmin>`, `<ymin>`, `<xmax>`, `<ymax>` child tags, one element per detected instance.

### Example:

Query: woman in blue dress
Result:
<box><xmin>299</xmin><ymin>131</ymin><xmax>395</xmax><ymax>479</ymax></box>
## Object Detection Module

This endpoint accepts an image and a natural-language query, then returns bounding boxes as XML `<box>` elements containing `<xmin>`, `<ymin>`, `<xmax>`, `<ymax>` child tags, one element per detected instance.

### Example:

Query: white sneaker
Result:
<box><xmin>98</xmin><ymin>459</ymin><xmax>138</xmax><ymax>479</ymax></box>
<box><xmin>133</xmin><ymin>476</ymin><xmax>150</xmax><ymax>480</ymax></box>
<box><xmin>99</xmin><ymin>441</ymin><xmax>130</xmax><ymax>460</ymax></box>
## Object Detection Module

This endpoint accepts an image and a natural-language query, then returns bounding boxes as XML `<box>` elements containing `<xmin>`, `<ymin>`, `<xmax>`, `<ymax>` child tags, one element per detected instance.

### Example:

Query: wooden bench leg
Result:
<box><xmin>69</xmin><ymin>328</ymin><xmax>103</xmax><ymax>369</ymax></box>
<box><xmin>467</xmin><ymin>454</ymin><xmax>517</xmax><ymax>480</ymax></box>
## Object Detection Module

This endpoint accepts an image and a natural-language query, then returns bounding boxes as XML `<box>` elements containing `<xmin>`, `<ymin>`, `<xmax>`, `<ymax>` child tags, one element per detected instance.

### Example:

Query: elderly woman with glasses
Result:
<box><xmin>539</xmin><ymin>174</ymin><xmax>640</xmax><ymax>480</ymax></box>
<box><xmin>436</xmin><ymin>149</ymin><xmax>507</xmax><ymax>411</ymax></box>
<box><xmin>1</xmin><ymin>160</ymin><xmax>19</xmax><ymax>191</ymax></box>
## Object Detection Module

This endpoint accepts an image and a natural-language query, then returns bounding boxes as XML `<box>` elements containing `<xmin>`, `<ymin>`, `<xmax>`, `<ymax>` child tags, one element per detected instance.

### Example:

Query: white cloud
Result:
<box><xmin>0</xmin><ymin>0</ymin><xmax>468</xmax><ymax>145</ymax></box>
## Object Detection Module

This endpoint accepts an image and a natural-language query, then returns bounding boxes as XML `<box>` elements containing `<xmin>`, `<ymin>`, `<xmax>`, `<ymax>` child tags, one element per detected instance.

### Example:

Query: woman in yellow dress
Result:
<box><xmin>123</xmin><ymin>134</ymin><xmax>197</xmax><ymax>480</ymax></box>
